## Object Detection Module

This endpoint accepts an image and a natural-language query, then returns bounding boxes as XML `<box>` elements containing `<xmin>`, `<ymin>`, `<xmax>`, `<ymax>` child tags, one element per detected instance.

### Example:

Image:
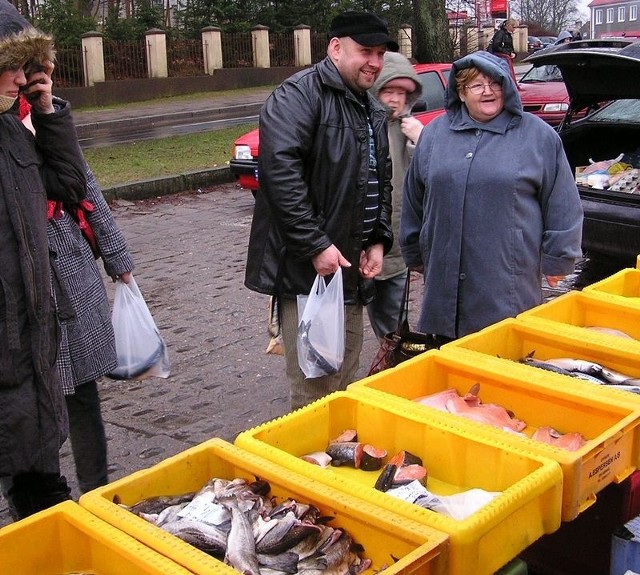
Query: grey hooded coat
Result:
<box><xmin>370</xmin><ymin>51</ymin><xmax>422</xmax><ymax>280</ymax></box>
<box><xmin>400</xmin><ymin>51</ymin><xmax>583</xmax><ymax>339</ymax></box>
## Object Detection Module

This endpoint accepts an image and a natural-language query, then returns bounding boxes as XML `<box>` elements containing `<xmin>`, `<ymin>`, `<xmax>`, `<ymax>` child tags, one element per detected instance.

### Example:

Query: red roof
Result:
<box><xmin>588</xmin><ymin>0</ymin><xmax>630</xmax><ymax>6</ymax></box>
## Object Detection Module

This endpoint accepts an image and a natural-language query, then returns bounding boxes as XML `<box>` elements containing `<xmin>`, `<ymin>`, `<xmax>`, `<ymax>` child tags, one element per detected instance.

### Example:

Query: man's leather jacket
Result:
<box><xmin>245</xmin><ymin>57</ymin><xmax>393</xmax><ymax>305</ymax></box>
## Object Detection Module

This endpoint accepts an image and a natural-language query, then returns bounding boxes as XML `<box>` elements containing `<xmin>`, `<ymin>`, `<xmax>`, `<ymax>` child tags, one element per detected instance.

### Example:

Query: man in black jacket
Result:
<box><xmin>245</xmin><ymin>11</ymin><xmax>395</xmax><ymax>410</ymax></box>
<box><xmin>0</xmin><ymin>0</ymin><xmax>87</xmax><ymax>520</ymax></box>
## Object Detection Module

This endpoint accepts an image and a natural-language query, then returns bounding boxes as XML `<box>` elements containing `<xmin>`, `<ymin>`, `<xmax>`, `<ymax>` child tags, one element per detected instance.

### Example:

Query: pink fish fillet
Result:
<box><xmin>415</xmin><ymin>388</ymin><xmax>460</xmax><ymax>410</ymax></box>
<box><xmin>444</xmin><ymin>395</ymin><xmax>527</xmax><ymax>432</ymax></box>
<box><xmin>532</xmin><ymin>426</ymin><xmax>587</xmax><ymax>451</ymax></box>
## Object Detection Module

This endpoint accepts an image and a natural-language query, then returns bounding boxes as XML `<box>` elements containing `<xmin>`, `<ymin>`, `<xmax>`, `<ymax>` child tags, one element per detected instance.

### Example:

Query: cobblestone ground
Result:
<box><xmin>0</xmin><ymin>182</ymin><xmax>610</xmax><ymax>529</ymax></box>
<box><xmin>0</xmin><ymin>183</ymin><xmax>385</xmax><ymax>526</ymax></box>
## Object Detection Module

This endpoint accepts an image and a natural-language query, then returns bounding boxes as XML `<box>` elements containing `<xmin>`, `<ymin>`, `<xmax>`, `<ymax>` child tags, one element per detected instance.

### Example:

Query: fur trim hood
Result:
<box><xmin>0</xmin><ymin>0</ymin><xmax>55</xmax><ymax>72</ymax></box>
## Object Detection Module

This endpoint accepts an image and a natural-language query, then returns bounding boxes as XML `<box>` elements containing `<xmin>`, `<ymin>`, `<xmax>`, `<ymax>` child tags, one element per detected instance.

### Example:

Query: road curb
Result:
<box><xmin>102</xmin><ymin>166</ymin><xmax>234</xmax><ymax>202</ymax></box>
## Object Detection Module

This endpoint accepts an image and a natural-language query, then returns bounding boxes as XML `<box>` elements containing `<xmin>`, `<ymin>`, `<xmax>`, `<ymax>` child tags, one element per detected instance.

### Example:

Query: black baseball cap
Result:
<box><xmin>329</xmin><ymin>11</ymin><xmax>399</xmax><ymax>51</ymax></box>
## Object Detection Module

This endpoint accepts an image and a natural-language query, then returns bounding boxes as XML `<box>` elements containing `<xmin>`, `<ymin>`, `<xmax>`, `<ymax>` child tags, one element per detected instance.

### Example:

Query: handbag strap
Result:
<box><xmin>393</xmin><ymin>273</ymin><xmax>412</xmax><ymax>335</ymax></box>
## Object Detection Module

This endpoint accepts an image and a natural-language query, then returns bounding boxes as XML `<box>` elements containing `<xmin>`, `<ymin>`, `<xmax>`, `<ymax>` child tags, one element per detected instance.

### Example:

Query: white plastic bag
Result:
<box><xmin>296</xmin><ymin>268</ymin><xmax>345</xmax><ymax>379</ymax></box>
<box><xmin>107</xmin><ymin>275</ymin><xmax>170</xmax><ymax>380</ymax></box>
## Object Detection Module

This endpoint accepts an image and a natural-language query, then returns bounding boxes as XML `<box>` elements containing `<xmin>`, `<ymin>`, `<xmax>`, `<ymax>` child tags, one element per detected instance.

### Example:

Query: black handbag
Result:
<box><xmin>367</xmin><ymin>273</ymin><xmax>438</xmax><ymax>376</ymax></box>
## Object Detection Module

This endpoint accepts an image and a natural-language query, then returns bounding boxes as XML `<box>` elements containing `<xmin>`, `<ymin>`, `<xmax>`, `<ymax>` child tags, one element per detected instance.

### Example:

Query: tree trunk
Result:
<box><xmin>412</xmin><ymin>0</ymin><xmax>455</xmax><ymax>62</ymax></box>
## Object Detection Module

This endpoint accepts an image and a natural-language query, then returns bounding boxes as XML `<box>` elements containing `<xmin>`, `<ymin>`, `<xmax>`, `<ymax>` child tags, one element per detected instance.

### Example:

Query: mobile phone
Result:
<box><xmin>19</xmin><ymin>61</ymin><xmax>46</xmax><ymax>95</ymax></box>
<box><xmin>23</xmin><ymin>60</ymin><xmax>45</xmax><ymax>76</ymax></box>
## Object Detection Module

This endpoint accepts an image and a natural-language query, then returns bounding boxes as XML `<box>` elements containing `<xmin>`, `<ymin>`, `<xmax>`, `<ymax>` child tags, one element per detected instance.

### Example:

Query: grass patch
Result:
<box><xmin>83</xmin><ymin>123</ymin><xmax>257</xmax><ymax>188</ymax></box>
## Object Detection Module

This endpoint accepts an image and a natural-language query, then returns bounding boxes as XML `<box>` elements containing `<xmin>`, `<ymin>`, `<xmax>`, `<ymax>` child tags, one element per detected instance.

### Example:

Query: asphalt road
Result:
<box><xmin>72</xmin><ymin>65</ymin><xmax>533</xmax><ymax>149</ymax></box>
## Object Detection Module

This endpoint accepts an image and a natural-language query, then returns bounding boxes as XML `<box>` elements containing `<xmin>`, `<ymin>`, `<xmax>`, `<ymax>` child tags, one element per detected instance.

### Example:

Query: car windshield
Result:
<box><xmin>520</xmin><ymin>65</ymin><xmax>563</xmax><ymax>83</ymax></box>
<box><xmin>588</xmin><ymin>99</ymin><xmax>640</xmax><ymax>124</ymax></box>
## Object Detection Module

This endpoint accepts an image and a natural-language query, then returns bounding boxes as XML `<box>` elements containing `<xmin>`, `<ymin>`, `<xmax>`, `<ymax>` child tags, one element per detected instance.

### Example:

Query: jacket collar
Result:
<box><xmin>316</xmin><ymin>57</ymin><xmax>385</xmax><ymax>115</ymax></box>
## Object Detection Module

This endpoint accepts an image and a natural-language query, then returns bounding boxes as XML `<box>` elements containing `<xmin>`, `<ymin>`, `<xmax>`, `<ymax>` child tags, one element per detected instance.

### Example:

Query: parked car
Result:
<box><xmin>516</xmin><ymin>63</ymin><xmax>572</xmax><ymax>126</ymax></box>
<box><xmin>538</xmin><ymin>36</ymin><xmax>558</xmax><ymax>48</ymax></box>
<box><xmin>527</xmin><ymin>36</ymin><xmax>544</xmax><ymax>53</ymax></box>
<box><xmin>525</xmin><ymin>38</ymin><xmax>640</xmax><ymax>262</ymax></box>
<box><xmin>230</xmin><ymin>63</ymin><xmax>451</xmax><ymax>194</ymax></box>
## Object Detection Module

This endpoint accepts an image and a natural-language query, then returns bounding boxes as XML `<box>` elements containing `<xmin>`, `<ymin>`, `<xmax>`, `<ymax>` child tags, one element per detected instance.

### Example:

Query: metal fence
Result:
<box><xmin>270</xmin><ymin>32</ymin><xmax>295</xmax><ymax>66</ymax></box>
<box><xmin>54</xmin><ymin>46</ymin><xmax>85</xmax><ymax>88</ymax></box>
<box><xmin>104</xmin><ymin>39</ymin><xmax>147</xmax><ymax>81</ymax></box>
<box><xmin>311</xmin><ymin>32</ymin><xmax>329</xmax><ymax>63</ymax></box>
<box><xmin>54</xmin><ymin>31</ymin><xmax>329</xmax><ymax>86</ymax></box>
<box><xmin>167</xmin><ymin>37</ymin><xmax>204</xmax><ymax>77</ymax></box>
<box><xmin>221</xmin><ymin>32</ymin><xmax>253</xmax><ymax>68</ymax></box>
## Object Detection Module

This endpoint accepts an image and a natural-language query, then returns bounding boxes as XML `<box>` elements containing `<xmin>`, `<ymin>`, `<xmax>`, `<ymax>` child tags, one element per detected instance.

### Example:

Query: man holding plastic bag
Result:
<box><xmin>245</xmin><ymin>11</ymin><xmax>395</xmax><ymax>410</ymax></box>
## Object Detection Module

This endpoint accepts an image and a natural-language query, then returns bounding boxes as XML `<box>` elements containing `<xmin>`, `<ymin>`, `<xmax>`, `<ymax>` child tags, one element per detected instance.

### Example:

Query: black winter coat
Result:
<box><xmin>490</xmin><ymin>27</ymin><xmax>515</xmax><ymax>56</ymax></box>
<box><xmin>245</xmin><ymin>57</ymin><xmax>393</xmax><ymax>305</ymax></box>
<box><xmin>0</xmin><ymin>100</ymin><xmax>86</xmax><ymax>476</ymax></box>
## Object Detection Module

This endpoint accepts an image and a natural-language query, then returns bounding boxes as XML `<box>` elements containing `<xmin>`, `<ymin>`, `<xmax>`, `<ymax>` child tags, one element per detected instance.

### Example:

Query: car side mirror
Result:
<box><xmin>411</xmin><ymin>100</ymin><xmax>427</xmax><ymax>113</ymax></box>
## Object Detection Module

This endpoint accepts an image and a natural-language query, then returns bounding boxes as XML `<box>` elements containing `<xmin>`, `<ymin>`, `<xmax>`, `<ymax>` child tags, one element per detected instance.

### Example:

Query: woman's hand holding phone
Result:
<box><xmin>21</xmin><ymin>60</ymin><xmax>55</xmax><ymax>114</ymax></box>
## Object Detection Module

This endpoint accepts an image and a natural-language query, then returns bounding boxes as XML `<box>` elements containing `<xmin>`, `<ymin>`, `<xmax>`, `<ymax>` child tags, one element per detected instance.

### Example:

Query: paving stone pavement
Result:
<box><xmin>0</xmin><ymin>182</ymin><xmax>390</xmax><ymax>527</ymax></box>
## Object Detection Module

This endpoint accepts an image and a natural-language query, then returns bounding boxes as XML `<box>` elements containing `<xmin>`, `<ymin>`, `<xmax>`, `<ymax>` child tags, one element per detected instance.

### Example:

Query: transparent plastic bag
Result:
<box><xmin>296</xmin><ymin>268</ymin><xmax>345</xmax><ymax>378</ymax></box>
<box><xmin>107</xmin><ymin>275</ymin><xmax>170</xmax><ymax>380</ymax></box>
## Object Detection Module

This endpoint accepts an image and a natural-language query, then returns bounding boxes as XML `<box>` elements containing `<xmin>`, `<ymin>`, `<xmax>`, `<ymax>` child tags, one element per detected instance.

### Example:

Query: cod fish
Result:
<box><xmin>223</xmin><ymin>499</ymin><xmax>261</xmax><ymax>575</ymax></box>
<box><xmin>122</xmin><ymin>476</ymin><xmax>374</xmax><ymax>575</ymax></box>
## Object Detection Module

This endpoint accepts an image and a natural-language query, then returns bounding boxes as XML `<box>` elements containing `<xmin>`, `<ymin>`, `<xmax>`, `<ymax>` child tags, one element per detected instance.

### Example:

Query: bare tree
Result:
<box><xmin>512</xmin><ymin>0</ymin><xmax>580</xmax><ymax>33</ymax></box>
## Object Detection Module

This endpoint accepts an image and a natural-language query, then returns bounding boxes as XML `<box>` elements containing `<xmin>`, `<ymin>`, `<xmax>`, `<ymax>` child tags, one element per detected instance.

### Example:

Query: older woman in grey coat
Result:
<box><xmin>400</xmin><ymin>51</ymin><xmax>583</xmax><ymax>342</ymax></box>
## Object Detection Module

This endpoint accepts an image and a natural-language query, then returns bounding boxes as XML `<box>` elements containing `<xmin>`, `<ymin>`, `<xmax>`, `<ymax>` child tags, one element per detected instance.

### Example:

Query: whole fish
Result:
<box><xmin>257</xmin><ymin>550</ymin><xmax>299</xmax><ymax>573</ymax></box>
<box><xmin>544</xmin><ymin>357</ymin><xmax>640</xmax><ymax>385</ymax></box>
<box><xmin>223</xmin><ymin>499</ymin><xmax>261</xmax><ymax>575</ymax></box>
<box><xmin>162</xmin><ymin>517</ymin><xmax>228</xmax><ymax>557</ymax></box>
<box><xmin>124</xmin><ymin>492</ymin><xmax>195</xmax><ymax>516</ymax></box>
<box><xmin>298</xmin><ymin>320</ymin><xmax>339</xmax><ymax>375</ymax></box>
<box><xmin>127</xmin><ymin>477</ymin><xmax>373</xmax><ymax>575</ymax></box>
<box><xmin>520</xmin><ymin>354</ymin><xmax>575</xmax><ymax>376</ymax></box>
<box><xmin>587</xmin><ymin>326</ymin><xmax>636</xmax><ymax>339</ymax></box>
<box><xmin>521</xmin><ymin>352</ymin><xmax>640</xmax><ymax>387</ymax></box>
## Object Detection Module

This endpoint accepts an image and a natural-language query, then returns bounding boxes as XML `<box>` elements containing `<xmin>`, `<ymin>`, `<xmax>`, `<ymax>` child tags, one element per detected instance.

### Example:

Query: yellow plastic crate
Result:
<box><xmin>583</xmin><ymin>267</ymin><xmax>640</xmax><ymax>307</ymax></box>
<box><xmin>0</xmin><ymin>500</ymin><xmax>194</xmax><ymax>575</ymax></box>
<box><xmin>443</xmin><ymin>317</ymin><xmax>640</xmax><ymax>406</ymax></box>
<box><xmin>80</xmin><ymin>438</ymin><xmax>449</xmax><ymax>575</ymax></box>
<box><xmin>235</xmin><ymin>392</ymin><xmax>563</xmax><ymax>575</ymax></box>
<box><xmin>348</xmin><ymin>349</ymin><xmax>640</xmax><ymax>520</ymax></box>
<box><xmin>518</xmin><ymin>289</ymin><xmax>640</xmax><ymax>343</ymax></box>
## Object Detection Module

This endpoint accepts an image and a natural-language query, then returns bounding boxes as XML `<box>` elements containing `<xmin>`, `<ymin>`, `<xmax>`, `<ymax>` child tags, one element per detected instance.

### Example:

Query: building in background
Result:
<box><xmin>588</xmin><ymin>0</ymin><xmax>640</xmax><ymax>39</ymax></box>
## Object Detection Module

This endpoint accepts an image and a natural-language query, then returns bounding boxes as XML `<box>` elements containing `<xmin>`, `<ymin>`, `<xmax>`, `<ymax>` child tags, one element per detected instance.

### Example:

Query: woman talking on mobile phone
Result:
<box><xmin>0</xmin><ymin>0</ymin><xmax>87</xmax><ymax>520</ymax></box>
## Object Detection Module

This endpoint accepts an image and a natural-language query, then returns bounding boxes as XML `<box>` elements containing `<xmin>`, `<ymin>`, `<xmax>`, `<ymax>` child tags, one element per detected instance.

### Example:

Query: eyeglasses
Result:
<box><xmin>465</xmin><ymin>81</ymin><xmax>502</xmax><ymax>95</ymax></box>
